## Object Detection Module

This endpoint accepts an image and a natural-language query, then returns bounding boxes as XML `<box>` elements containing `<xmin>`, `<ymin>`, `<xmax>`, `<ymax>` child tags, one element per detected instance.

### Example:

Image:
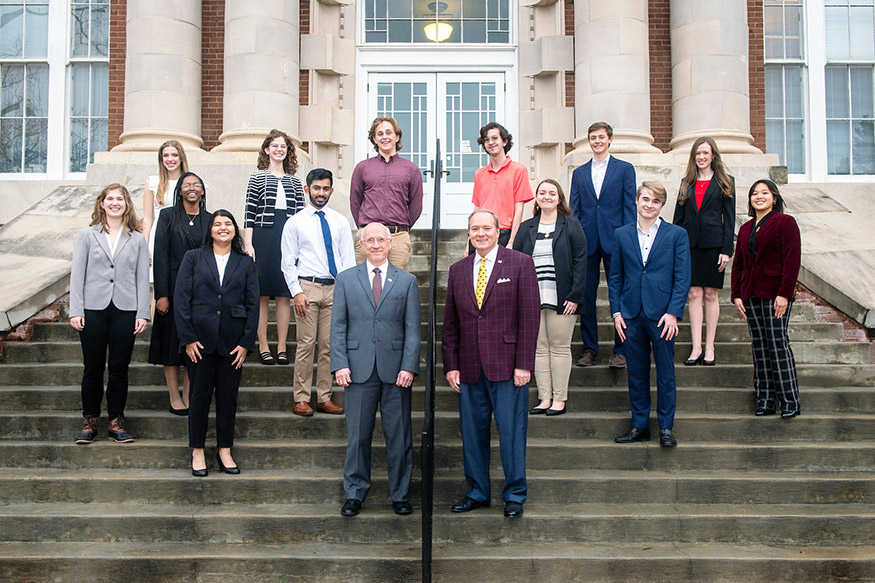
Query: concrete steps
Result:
<box><xmin>0</xmin><ymin>229</ymin><xmax>873</xmax><ymax>581</ymax></box>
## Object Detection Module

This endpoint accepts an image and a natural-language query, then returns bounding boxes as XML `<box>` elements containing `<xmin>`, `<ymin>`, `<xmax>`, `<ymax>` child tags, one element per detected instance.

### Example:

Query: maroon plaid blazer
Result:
<box><xmin>442</xmin><ymin>245</ymin><xmax>541</xmax><ymax>384</ymax></box>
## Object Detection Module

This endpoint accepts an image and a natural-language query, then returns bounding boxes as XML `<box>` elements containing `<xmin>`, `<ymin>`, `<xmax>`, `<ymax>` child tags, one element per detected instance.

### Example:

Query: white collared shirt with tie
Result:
<box><xmin>471</xmin><ymin>245</ymin><xmax>499</xmax><ymax>294</ymax></box>
<box><xmin>366</xmin><ymin>260</ymin><xmax>388</xmax><ymax>289</ymax></box>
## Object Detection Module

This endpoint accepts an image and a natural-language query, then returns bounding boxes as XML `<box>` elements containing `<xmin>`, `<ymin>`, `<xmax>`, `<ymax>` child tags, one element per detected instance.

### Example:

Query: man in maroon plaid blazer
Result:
<box><xmin>442</xmin><ymin>209</ymin><xmax>540</xmax><ymax>518</ymax></box>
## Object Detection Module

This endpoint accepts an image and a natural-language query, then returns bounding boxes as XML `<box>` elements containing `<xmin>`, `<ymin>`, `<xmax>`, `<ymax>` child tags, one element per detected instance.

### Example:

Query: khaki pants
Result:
<box><xmin>534</xmin><ymin>308</ymin><xmax>578</xmax><ymax>402</ymax></box>
<box><xmin>293</xmin><ymin>279</ymin><xmax>334</xmax><ymax>404</ymax></box>
<box><xmin>354</xmin><ymin>229</ymin><xmax>411</xmax><ymax>270</ymax></box>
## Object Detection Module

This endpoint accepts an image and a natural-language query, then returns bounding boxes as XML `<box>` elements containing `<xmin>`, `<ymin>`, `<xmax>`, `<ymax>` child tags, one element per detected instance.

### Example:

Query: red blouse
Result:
<box><xmin>695</xmin><ymin>179</ymin><xmax>710</xmax><ymax>211</ymax></box>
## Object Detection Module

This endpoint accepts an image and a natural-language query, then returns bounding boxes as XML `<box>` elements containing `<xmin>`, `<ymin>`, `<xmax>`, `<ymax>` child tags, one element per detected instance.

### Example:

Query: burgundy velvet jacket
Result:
<box><xmin>442</xmin><ymin>245</ymin><xmax>541</xmax><ymax>384</ymax></box>
<box><xmin>731</xmin><ymin>211</ymin><xmax>801</xmax><ymax>302</ymax></box>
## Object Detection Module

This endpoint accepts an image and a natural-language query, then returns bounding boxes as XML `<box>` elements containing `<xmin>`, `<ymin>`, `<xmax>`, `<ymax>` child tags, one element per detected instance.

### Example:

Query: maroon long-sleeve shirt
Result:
<box><xmin>349</xmin><ymin>154</ymin><xmax>423</xmax><ymax>229</ymax></box>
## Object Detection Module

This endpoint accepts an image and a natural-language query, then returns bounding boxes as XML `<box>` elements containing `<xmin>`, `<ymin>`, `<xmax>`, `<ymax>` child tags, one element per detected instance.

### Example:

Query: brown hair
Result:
<box><xmin>637</xmin><ymin>181</ymin><xmax>668</xmax><ymax>205</ymax></box>
<box><xmin>532</xmin><ymin>179</ymin><xmax>572</xmax><ymax>216</ymax></box>
<box><xmin>368</xmin><ymin>116</ymin><xmax>404</xmax><ymax>152</ymax></box>
<box><xmin>677</xmin><ymin>136</ymin><xmax>734</xmax><ymax>204</ymax></box>
<box><xmin>477</xmin><ymin>122</ymin><xmax>513</xmax><ymax>154</ymax></box>
<box><xmin>156</xmin><ymin>140</ymin><xmax>189</xmax><ymax>206</ymax></box>
<box><xmin>90</xmin><ymin>183</ymin><xmax>141</xmax><ymax>234</ymax></box>
<box><xmin>257</xmin><ymin>129</ymin><xmax>298</xmax><ymax>175</ymax></box>
<box><xmin>587</xmin><ymin>122</ymin><xmax>613</xmax><ymax>139</ymax></box>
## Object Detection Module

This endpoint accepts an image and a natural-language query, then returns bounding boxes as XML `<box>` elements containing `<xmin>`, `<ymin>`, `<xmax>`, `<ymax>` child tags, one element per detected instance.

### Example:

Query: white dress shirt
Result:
<box><xmin>105</xmin><ymin>229</ymin><xmax>121</xmax><ymax>258</ymax></box>
<box><xmin>636</xmin><ymin>217</ymin><xmax>662</xmax><ymax>266</ymax></box>
<box><xmin>471</xmin><ymin>244</ymin><xmax>499</xmax><ymax>293</ymax></box>
<box><xmin>281</xmin><ymin>203</ymin><xmax>356</xmax><ymax>297</ymax></box>
<box><xmin>214</xmin><ymin>251</ymin><xmax>230</xmax><ymax>285</ymax></box>
<box><xmin>366</xmin><ymin>260</ymin><xmax>389</xmax><ymax>289</ymax></box>
<box><xmin>591</xmin><ymin>156</ymin><xmax>610</xmax><ymax>198</ymax></box>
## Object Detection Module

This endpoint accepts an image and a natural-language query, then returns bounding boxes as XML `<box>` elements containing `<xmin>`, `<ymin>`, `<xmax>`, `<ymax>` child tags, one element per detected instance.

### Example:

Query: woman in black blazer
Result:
<box><xmin>672</xmin><ymin>136</ymin><xmax>736</xmax><ymax>366</ymax></box>
<box><xmin>148</xmin><ymin>172</ymin><xmax>210</xmax><ymax>415</ymax></box>
<box><xmin>69</xmin><ymin>184</ymin><xmax>150</xmax><ymax>444</ymax></box>
<box><xmin>175</xmin><ymin>210</ymin><xmax>259</xmax><ymax>476</ymax></box>
<box><xmin>242</xmin><ymin>129</ymin><xmax>305</xmax><ymax>366</ymax></box>
<box><xmin>513</xmin><ymin>179</ymin><xmax>587</xmax><ymax>415</ymax></box>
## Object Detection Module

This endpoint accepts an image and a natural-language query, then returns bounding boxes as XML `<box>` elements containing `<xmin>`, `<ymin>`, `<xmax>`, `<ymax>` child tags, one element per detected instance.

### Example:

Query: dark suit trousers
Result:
<box><xmin>79</xmin><ymin>303</ymin><xmax>136</xmax><ymax>419</ymax></box>
<box><xmin>186</xmin><ymin>351</ymin><xmax>242</xmax><ymax>448</ymax></box>
<box><xmin>624</xmin><ymin>315</ymin><xmax>677</xmax><ymax>429</ymax></box>
<box><xmin>343</xmin><ymin>367</ymin><xmax>413</xmax><ymax>502</ymax></box>
<box><xmin>459</xmin><ymin>371</ymin><xmax>528</xmax><ymax>504</ymax></box>
<box><xmin>582</xmin><ymin>242</ymin><xmax>623</xmax><ymax>355</ymax></box>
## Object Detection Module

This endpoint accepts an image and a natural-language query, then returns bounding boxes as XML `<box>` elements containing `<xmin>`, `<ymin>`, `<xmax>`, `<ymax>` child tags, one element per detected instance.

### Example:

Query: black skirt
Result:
<box><xmin>252</xmin><ymin>212</ymin><xmax>292</xmax><ymax>298</ymax></box>
<box><xmin>148</xmin><ymin>297</ymin><xmax>184</xmax><ymax>366</ymax></box>
<box><xmin>689</xmin><ymin>246</ymin><xmax>726</xmax><ymax>289</ymax></box>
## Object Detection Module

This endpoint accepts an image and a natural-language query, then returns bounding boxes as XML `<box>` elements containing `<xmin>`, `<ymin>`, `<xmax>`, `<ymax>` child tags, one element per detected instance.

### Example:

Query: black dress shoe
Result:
<box><xmin>614</xmin><ymin>427</ymin><xmax>651</xmax><ymax>443</ymax></box>
<box><xmin>755</xmin><ymin>407</ymin><xmax>776</xmax><ymax>416</ymax></box>
<box><xmin>191</xmin><ymin>465</ymin><xmax>208</xmax><ymax>478</ymax></box>
<box><xmin>659</xmin><ymin>428</ymin><xmax>677</xmax><ymax>447</ymax></box>
<box><xmin>169</xmin><ymin>406</ymin><xmax>189</xmax><ymax>416</ymax></box>
<box><xmin>392</xmin><ymin>501</ymin><xmax>413</xmax><ymax>515</ymax></box>
<box><xmin>684</xmin><ymin>353</ymin><xmax>704</xmax><ymax>366</ymax></box>
<box><xmin>451</xmin><ymin>496</ymin><xmax>490</xmax><ymax>513</ymax></box>
<box><xmin>545</xmin><ymin>407</ymin><xmax>566</xmax><ymax>416</ymax></box>
<box><xmin>504</xmin><ymin>501</ymin><xmax>524</xmax><ymax>518</ymax></box>
<box><xmin>216</xmin><ymin>452</ymin><xmax>240</xmax><ymax>475</ymax></box>
<box><xmin>529</xmin><ymin>406</ymin><xmax>550</xmax><ymax>415</ymax></box>
<box><xmin>341</xmin><ymin>499</ymin><xmax>362</xmax><ymax>517</ymax></box>
<box><xmin>781</xmin><ymin>410</ymin><xmax>800</xmax><ymax>419</ymax></box>
<box><xmin>703</xmin><ymin>355</ymin><xmax>716</xmax><ymax>366</ymax></box>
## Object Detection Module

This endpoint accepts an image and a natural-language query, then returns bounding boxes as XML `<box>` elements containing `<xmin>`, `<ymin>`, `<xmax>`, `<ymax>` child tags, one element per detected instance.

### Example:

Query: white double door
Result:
<box><xmin>367</xmin><ymin>72</ymin><xmax>505</xmax><ymax>229</ymax></box>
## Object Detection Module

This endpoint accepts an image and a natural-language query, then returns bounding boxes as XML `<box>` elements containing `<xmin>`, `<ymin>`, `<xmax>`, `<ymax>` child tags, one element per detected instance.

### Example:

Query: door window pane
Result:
<box><xmin>444</xmin><ymin>82</ymin><xmax>497</xmax><ymax>183</ymax></box>
<box><xmin>375</xmin><ymin>82</ymin><xmax>429</xmax><ymax>172</ymax></box>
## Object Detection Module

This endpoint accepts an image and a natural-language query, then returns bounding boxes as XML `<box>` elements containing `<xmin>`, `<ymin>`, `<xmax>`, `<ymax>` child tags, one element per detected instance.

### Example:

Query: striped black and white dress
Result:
<box><xmin>533</xmin><ymin>221</ymin><xmax>557</xmax><ymax>311</ymax></box>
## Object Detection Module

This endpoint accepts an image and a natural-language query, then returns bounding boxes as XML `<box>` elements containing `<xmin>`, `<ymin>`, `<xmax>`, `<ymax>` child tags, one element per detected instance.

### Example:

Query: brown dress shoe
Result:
<box><xmin>317</xmin><ymin>400</ymin><xmax>344</xmax><ymax>415</ymax></box>
<box><xmin>107</xmin><ymin>416</ymin><xmax>134</xmax><ymax>442</ymax></box>
<box><xmin>609</xmin><ymin>354</ymin><xmax>627</xmax><ymax>368</ymax></box>
<box><xmin>75</xmin><ymin>415</ymin><xmax>99</xmax><ymax>444</ymax></box>
<box><xmin>576</xmin><ymin>351</ymin><xmax>596</xmax><ymax>367</ymax></box>
<box><xmin>293</xmin><ymin>401</ymin><xmax>314</xmax><ymax>416</ymax></box>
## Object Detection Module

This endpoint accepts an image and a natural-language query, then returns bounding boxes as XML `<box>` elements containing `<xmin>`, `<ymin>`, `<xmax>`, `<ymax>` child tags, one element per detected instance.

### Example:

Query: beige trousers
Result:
<box><xmin>293</xmin><ymin>279</ymin><xmax>334</xmax><ymax>403</ymax></box>
<box><xmin>534</xmin><ymin>308</ymin><xmax>578</xmax><ymax>402</ymax></box>
<box><xmin>354</xmin><ymin>229</ymin><xmax>411</xmax><ymax>270</ymax></box>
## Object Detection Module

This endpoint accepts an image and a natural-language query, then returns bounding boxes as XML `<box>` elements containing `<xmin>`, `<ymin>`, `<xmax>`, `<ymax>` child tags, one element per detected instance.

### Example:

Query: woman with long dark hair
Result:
<box><xmin>513</xmin><ymin>179</ymin><xmax>587</xmax><ymax>415</ymax></box>
<box><xmin>148</xmin><ymin>172</ymin><xmax>210</xmax><ymax>414</ymax></box>
<box><xmin>175</xmin><ymin>209</ymin><xmax>259</xmax><ymax>476</ymax></box>
<box><xmin>731</xmin><ymin>180</ymin><xmax>802</xmax><ymax>418</ymax></box>
<box><xmin>243</xmin><ymin>129</ymin><xmax>305</xmax><ymax>365</ymax></box>
<box><xmin>70</xmin><ymin>184</ymin><xmax>150</xmax><ymax>444</ymax></box>
<box><xmin>673</xmin><ymin>136</ymin><xmax>735</xmax><ymax>366</ymax></box>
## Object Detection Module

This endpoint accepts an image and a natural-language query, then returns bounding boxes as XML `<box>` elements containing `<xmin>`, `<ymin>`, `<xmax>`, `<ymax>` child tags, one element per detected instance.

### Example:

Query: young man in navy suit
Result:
<box><xmin>568</xmin><ymin>122</ymin><xmax>637</xmax><ymax>368</ymax></box>
<box><xmin>608</xmin><ymin>182</ymin><xmax>691</xmax><ymax>447</ymax></box>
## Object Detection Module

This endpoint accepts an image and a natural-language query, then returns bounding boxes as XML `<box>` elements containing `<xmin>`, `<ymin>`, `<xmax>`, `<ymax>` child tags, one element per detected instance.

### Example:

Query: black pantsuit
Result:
<box><xmin>186</xmin><ymin>352</ymin><xmax>242</xmax><ymax>448</ymax></box>
<box><xmin>79</xmin><ymin>303</ymin><xmax>136</xmax><ymax>419</ymax></box>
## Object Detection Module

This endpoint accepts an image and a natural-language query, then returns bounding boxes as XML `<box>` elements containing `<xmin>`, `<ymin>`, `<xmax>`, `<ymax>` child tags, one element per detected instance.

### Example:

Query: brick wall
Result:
<box><xmin>107</xmin><ymin>0</ymin><xmax>125</xmax><ymax>148</ymax></box>
<box><xmin>201</xmin><ymin>0</ymin><xmax>225</xmax><ymax>150</ymax></box>
<box><xmin>648</xmin><ymin>0</ymin><xmax>672</xmax><ymax>152</ymax></box>
<box><xmin>301</xmin><ymin>0</ymin><xmax>310</xmax><ymax>35</ymax></box>
<box><xmin>748</xmin><ymin>0</ymin><xmax>766</xmax><ymax>151</ymax></box>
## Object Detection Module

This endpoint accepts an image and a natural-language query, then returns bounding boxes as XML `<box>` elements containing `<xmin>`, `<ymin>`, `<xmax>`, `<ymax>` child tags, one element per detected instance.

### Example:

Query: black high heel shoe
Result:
<box><xmin>191</xmin><ymin>458</ymin><xmax>208</xmax><ymax>477</ymax></box>
<box><xmin>216</xmin><ymin>452</ymin><xmax>241</xmax><ymax>475</ymax></box>
<box><xmin>684</xmin><ymin>353</ymin><xmax>704</xmax><ymax>366</ymax></box>
<box><xmin>703</xmin><ymin>351</ymin><xmax>716</xmax><ymax>366</ymax></box>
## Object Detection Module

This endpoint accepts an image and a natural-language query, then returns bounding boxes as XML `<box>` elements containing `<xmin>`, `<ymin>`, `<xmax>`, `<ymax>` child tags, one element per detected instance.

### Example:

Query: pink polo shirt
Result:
<box><xmin>471</xmin><ymin>157</ymin><xmax>533</xmax><ymax>229</ymax></box>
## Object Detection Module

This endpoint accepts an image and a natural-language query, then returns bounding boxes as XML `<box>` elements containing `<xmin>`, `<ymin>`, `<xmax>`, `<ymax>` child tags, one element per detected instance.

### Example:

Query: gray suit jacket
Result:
<box><xmin>69</xmin><ymin>225</ymin><xmax>150</xmax><ymax>319</ymax></box>
<box><xmin>330</xmin><ymin>262</ymin><xmax>421</xmax><ymax>385</ymax></box>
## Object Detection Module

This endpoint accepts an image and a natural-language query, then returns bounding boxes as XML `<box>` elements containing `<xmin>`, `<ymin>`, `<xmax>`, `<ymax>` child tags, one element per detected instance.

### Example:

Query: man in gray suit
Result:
<box><xmin>331</xmin><ymin>222</ymin><xmax>421</xmax><ymax>517</ymax></box>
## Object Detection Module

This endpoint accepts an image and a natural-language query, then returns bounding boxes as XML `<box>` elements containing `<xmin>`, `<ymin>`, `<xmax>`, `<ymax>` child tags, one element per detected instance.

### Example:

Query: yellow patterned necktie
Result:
<box><xmin>475</xmin><ymin>256</ymin><xmax>487</xmax><ymax>309</ymax></box>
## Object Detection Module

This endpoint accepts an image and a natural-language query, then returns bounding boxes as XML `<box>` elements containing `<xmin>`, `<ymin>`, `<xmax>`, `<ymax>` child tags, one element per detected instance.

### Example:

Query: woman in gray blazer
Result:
<box><xmin>69</xmin><ymin>184</ymin><xmax>150</xmax><ymax>444</ymax></box>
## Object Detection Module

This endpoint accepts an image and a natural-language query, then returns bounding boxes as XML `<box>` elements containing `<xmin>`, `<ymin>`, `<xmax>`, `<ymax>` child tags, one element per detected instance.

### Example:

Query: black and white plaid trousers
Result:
<box><xmin>745</xmin><ymin>297</ymin><xmax>800</xmax><ymax>413</ymax></box>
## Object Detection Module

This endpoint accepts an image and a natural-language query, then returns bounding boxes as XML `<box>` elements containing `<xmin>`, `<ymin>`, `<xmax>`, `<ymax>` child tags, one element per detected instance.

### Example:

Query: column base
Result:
<box><xmin>112</xmin><ymin>130</ymin><xmax>205</xmax><ymax>153</ymax></box>
<box><xmin>670</xmin><ymin>130</ymin><xmax>762</xmax><ymax>156</ymax></box>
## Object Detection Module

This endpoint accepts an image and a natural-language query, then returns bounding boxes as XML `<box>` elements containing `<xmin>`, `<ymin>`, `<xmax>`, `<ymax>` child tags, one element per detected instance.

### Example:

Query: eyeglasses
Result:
<box><xmin>181</xmin><ymin>183</ymin><xmax>203</xmax><ymax>190</ymax></box>
<box><xmin>364</xmin><ymin>237</ymin><xmax>388</xmax><ymax>246</ymax></box>
<box><xmin>269</xmin><ymin>143</ymin><xmax>288</xmax><ymax>150</ymax></box>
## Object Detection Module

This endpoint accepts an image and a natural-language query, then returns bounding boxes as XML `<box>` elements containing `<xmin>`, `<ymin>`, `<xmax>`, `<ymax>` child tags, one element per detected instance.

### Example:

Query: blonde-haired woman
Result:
<box><xmin>672</xmin><ymin>136</ymin><xmax>735</xmax><ymax>366</ymax></box>
<box><xmin>243</xmin><ymin>129</ymin><xmax>305</xmax><ymax>365</ymax></box>
<box><xmin>142</xmin><ymin>140</ymin><xmax>189</xmax><ymax>273</ymax></box>
<box><xmin>70</xmin><ymin>184</ymin><xmax>150</xmax><ymax>444</ymax></box>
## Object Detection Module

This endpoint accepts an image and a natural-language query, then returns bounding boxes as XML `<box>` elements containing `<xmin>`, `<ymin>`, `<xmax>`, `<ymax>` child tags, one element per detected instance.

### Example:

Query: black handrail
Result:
<box><xmin>421</xmin><ymin>140</ymin><xmax>443</xmax><ymax>582</ymax></box>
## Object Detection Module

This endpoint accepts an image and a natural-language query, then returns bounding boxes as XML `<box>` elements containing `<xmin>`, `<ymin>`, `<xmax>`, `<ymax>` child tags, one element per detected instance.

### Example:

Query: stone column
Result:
<box><xmin>212</xmin><ymin>0</ymin><xmax>300</xmax><ymax>152</ymax></box>
<box><xmin>571</xmin><ymin>0</ymin><xmax>660</xmax><ymax>155</ymax></box>
<box><xmin>669</xmin><ymin>0</ymin><xmax>760</xmax><ymax>154</ymax></box>
<box><xmin>113</xmin><ymin>0</ymin><xmax>204</xmax><ymax>152</ymax></box>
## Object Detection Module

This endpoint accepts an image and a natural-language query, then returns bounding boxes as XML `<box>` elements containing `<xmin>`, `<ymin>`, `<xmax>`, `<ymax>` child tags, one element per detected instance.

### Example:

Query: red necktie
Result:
<box><xmin>372</xmin><ymin>267</ymin><xmax>382</xmax><ymax>305</ymax></box>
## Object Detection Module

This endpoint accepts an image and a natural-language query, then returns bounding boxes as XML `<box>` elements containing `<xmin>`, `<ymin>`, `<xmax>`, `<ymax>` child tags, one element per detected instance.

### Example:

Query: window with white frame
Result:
<box><xmin>764</xmin><ymin>0</ymin><xmax>807</xmax><ymax>174</ymax></box>
<box><xmin>824</xmin><ymin>0</ymin><xmax>875</xmax><ymax>174</ymax></box>
<box><xmin>0</xmin><ymin>0</ymin><xmax>108</xmax><ymax>176</ymax></box>
<box><xmin>364</xmin><ymin>0</ymin><xmax>510</xmax><ymax>44</ymax></box>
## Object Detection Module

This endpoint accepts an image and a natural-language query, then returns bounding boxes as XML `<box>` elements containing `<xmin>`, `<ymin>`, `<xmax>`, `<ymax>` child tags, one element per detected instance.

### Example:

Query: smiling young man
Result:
<box><xmin>608</xmin><ymin>181</ymin><xmax>691</xmax><ymax>447</ymax></box>
<box><xmin>470</xmin><ymin>122</ymin><xmax>533</xmax><ymax>253</ymax></box>
<box><xmin>281</xmin><ymin>168</ymin><xmax>356</xmax><ymax>417</ymax></box>
<box><xmin>349</xmin><ymin>117</ymin><xmax>423</xmax><ymax>270</ymax></box>
<box><xmin>569</xmin><ymin>122</ymin><xmax>637</xmax><ymax>368</ymax></box>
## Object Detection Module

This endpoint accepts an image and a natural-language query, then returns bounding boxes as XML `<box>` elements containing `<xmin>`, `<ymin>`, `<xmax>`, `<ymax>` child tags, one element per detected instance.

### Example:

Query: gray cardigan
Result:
<box><xmin>69</xmin><ymin>225</ymin><xmax>151</xmax><ymax>320</ymax></box>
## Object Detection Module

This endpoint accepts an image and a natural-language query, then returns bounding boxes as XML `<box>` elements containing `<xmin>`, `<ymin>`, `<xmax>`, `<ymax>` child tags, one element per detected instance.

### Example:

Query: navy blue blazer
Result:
<box><xmin>174</xmin><ymin>247</ymin><xmax>260</xmax><ymax>355</ymax></box>
<box><xmin>568</xmin><ymin>156</ymin><xmax>637</xmax><ymax>256</ymax></box>
<box><xmin>608</xmin><ymin>220</ymin><xmax>691</xmax><ymax>321</ymax></box>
